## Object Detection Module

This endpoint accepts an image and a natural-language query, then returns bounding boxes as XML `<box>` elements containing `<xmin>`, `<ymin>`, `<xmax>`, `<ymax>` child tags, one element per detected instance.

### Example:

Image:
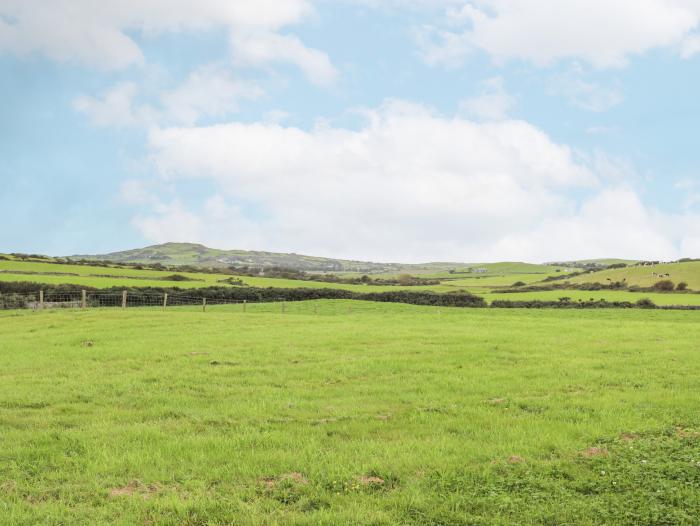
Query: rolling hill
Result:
<box><xmin>68</xmin><ymin>242</ymin><xmax>561</xmax><ymax>275</ymax></box>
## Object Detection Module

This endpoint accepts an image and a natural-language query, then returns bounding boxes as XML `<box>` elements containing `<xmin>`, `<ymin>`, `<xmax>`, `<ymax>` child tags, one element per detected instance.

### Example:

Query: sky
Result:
<box><xmin>1</xmin><ymin>0</ymin><xmax>700</xmax><ymax>263</ymax></box>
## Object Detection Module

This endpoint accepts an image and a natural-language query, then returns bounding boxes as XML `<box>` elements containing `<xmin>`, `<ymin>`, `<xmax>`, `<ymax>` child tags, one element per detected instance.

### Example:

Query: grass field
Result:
<box><xmin>485</xmin><ymin>289</ymin><xmax>700</xmax><ymax>306</ymax></box>
<box><xmin>570</xmin><ymin>261</ymin><xmax>700</xmax><ymax>290</ymax></box>
<box><xmin>0</xmin><ymin>260</ymin><xmax>442</xmax><ymax>293</ymax></box>
<box><xmin>2</xmin><ymin>302</ymin><xmax>700</xmax><ymax>524</ymax></box>
<box><xmin>5</xmin><ymin>259</ymin><xmax>700</xmax><ymax>308</ymax></box>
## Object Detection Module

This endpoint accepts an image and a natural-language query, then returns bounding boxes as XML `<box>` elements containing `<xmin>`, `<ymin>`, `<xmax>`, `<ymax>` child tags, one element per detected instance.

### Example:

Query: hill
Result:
<box><xmin>70</xmin><ymin>243</ymin><xmax>415</xmax><ymax>273</ymax></box>
<box><xmin>68</xmin><ymin>243</ymin><xmax>556</xmax><ymax>274</ymax></box>
<box><xmin>569</xmin><ymin>260</ymin><xmax>700</xmax><ymax>290</ymax></box>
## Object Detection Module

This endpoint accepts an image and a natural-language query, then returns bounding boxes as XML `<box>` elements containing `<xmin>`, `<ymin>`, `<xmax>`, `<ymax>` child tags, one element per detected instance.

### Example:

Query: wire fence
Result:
<box><xmin>0</xmin><ymin>290</ymin><xmax>408</xmax><ymax>316</ymax></box>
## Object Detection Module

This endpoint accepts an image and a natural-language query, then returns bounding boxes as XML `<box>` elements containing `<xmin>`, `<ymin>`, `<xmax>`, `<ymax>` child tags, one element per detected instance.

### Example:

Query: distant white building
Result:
<box><xmin>473</xmin><ymin>267</ymin><xmax>488</xmax><ymax>274</ymax></box>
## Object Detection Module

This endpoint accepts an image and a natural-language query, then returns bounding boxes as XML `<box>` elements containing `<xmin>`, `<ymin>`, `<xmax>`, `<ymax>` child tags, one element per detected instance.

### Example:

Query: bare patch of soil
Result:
<box><xmin>358</xmin><ymin>476</ymin><xmax>385</xmax><ymax>486</ymax></box>
<box><xmin>507</xmin><ymin>455</ymin><xmax>525</xmax><ymax>464</ymax></box>
<box><xmin>582</xmin><ymin>447</ymin><xmax>609</xmax><ymax>458</ymax></box>
<box><xmin>262</xmin><ymin>472</ymin><xmax>308</xmax><ymax>488</ymax></box>
<box><xmin>109</xmin><ymin>480</ymin><xmax>159</xmax><ymax>498</ymax></box>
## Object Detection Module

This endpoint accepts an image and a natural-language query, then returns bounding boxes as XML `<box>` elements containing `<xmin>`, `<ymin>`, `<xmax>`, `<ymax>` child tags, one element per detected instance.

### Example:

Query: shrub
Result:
<box><xmin>512</xmin><ymin>281</ymin><xmax>526</xmax><ymax>287</ymax></box>
<box><xmin>652</xmin><ymin>280</ymin><xmax>675</xmax><ymax>292</ymax></box>
<box><xmin>676</xmin><ymin>282</ymin><xmax>688</xmax><ymax>291</ymax></box>
<box><xmin>163</xmin><ymin>274</ymin><xmax>197</xmax><ymax>282</ymax></box>
<box><xmin>636</xmin><ymin>298</ymin><xmax>657</xmax><ymax>309</ymax></box>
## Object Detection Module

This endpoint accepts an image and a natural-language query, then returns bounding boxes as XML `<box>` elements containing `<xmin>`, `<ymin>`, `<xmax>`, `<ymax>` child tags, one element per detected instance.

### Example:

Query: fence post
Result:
<box><xmin>163</xmin><ymin>293</ymin><xmax>168</xmax><ymax>311</ymax></box>
<box><xmin>122</xmin><ymin>290</ymin><xmax>127</xmax><ymax>309</ymax></box>
<box><xmin>202</xmin><ymin>297</ymin><xmax>206</xmax><ymax>312</ymax></box>
<box><xmin>243</xmin><ymin>300</ymin><xmax>247</xmax><ymax>313</ymax></box>
<box><xmin>39</xmin><ymin>290</ymin><xmax>44</xmax><ymax>310</ymax></box>
<box><xmin>81</xmin><ymin>290</ymin><xmax>87</xmax><ymax>309</ymax></box>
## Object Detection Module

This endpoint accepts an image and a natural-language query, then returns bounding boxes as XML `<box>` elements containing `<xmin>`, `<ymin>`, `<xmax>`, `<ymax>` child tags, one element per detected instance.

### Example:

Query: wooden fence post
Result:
<box><xmin>39</xmin><ymin>290</ymin><xmax>44</xmax><ymax>310</ymax></box>
<box><xmin>202</xmin><ymin>297</ymin><xmax>206</xmax><ymax>312</ymax></box>
<box><xmin>81</xmin><ymin>290</ymin><xmax>87</xmax><ymax>309</ymax></box>
<box><xmin>122</xmin><ymin>290</ymin><xmax>127</xmax><ymax>309</ymax></box>
<box><xmin>163</xmin><ymin>293</ymin><xmax>168</xmax><ymax>311</ymax></box>
<box><xmin>243</xmin><ymin>300</ymin><xmax>247</xmax><ymax>313</ymax></box>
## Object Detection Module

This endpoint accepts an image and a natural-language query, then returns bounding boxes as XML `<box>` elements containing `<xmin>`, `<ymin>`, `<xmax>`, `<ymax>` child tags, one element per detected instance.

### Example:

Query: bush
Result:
<box><xmin>162</xmin><ymin>274</ymin><xmax>197</xmax><ymax>282</ymax></box>
<box><xmin>652</xmin><ymin>280</ymin><xmax>675</xmax><ymax>292</ymax></box>
<box><xmin>512</xmin><ymin>281</ymin><xmax>526</xmax><ymax>287</ymax></box>
<box><xmin>636</xmin><ymin>298</ymin><xmax>657</xmax><ymax>309</ymax></box>
<box><xmin>676</xmin><ymin>282</ymin><xmax>688</xmax><ymax>291</ymax></box>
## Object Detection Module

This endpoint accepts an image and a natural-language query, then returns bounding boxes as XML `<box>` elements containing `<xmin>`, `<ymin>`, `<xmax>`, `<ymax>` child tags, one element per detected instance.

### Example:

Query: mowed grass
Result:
<box><xmin>2</xmin><ymin>302</ymin><xmax>700</xmax><ymax>525</ymax></box>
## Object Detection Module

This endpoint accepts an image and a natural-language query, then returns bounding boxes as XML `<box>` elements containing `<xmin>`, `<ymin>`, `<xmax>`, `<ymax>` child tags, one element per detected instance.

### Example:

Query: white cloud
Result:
<box><xmin>548</xmin><ymin>65</ymin><xmax>623</xmax><ymax>112</ymax></box>
<box><xmin>74</xmin><ymin>65</ymin><xmax>262</xmax><ymax>128</ymax></box>
<box><xmin>160</xmin><ymin>65</ymin><xmax>263</xmax><ymax>126</ymax></box>
<box><xmin>417</xmin><ymin>0</ymin><xmax>700</xmax><ymax>68</ymax></box>
<box><xmin>132</xmin><ymin>197</ymin><xmax>265</xmax><ymax>249</ymax></box>
<box><xmin>231</xmin><ymin>31</ymin><xmax>338</xmax><ymax>86</ymax></box>
<box><xmin>116</xmin><ymin>100</ymin><xmax>699</xmax><ymax>261</ymax></box>
<box><xmin>0</xmin><ymin>0</ymin><xmax>336</xmax><ymax>83</ymax></box>
<box><xmin>459</xmin><ymin>77</ymin><xmax>515</xmax><ymax>121</ymax></box>
<box><xmin>681</xmin><ymin>33</ymin><xmax>700</xmax><ymax>57</ymax></box>
<box><xmin>73</xmin><ymin>82</ymin><xmax>157</xmax><ymax>128</ymax></box>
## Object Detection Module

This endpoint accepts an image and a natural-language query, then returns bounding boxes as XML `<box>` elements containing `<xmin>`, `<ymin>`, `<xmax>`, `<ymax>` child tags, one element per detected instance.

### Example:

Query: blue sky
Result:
<box><xmin>1</xmin><ymin>0</ymin><xmax>699</xmax><ymax>262</ymax></box>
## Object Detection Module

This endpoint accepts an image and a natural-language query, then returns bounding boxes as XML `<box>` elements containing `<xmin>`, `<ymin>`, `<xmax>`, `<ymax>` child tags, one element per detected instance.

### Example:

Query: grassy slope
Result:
<box><xmin>570</xmin><ymin>261</ymin><xmax>700</xmax><ymax>289</ymax></box>
<box><xmin>0</xmin><ymin>260</ymin><xmax>446</xmax><ymax>293</ymax></box>
<box><xmin>4</xmin><ymin>259</ymin><xmax>700</xmax><ymax>305</ymax></box>
<box><xmin>2</xmin><ymin>303</ymin><xmax>700</xmax><ymax>524</ymax></box>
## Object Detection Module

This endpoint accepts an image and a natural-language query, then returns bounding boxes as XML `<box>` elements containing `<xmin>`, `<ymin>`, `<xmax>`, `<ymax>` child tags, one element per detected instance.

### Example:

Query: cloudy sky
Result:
<box><xmin>2</xmin><ymin>0</ymin><xmax>700</xmax><ymax>262</ymax></box>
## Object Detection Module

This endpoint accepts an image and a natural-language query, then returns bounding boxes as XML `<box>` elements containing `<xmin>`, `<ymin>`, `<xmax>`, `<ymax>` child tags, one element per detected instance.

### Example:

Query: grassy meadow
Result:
<box><xmin>2</xmin><ymin>302</ymin><xmax>700</xmax><ymax>524</ymax></box>
<box><xmin>570</xmin><ymin>261</ymin><xmax>700</xmax><ymax>289</ymax></box>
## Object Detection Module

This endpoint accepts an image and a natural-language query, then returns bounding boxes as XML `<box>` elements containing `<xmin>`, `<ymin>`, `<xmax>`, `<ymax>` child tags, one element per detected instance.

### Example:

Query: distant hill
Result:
<box><xmin>69</xmin><ymin>243</ymin><xmax>435</xmax><ymax>273</ymax></box>
<box><xmin>69</xmin><ymin>242</ymin><xmax>563</xmax><ymax>274</ymax></box>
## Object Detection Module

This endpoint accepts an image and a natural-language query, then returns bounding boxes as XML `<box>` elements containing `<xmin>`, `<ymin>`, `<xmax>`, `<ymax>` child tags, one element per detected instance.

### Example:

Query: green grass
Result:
<box><xmin>2</xmin><ymin>302</ymin><xmax>700</xmax><ymax>524</ymax></box>
<box><xmin>485</xmin><ymin>289</ymin><xmax>700</xmax><ymax>306</ymax></box>
<box><xmin>0</xmin><ymin>260</ymin><xmax>440</xmax><ymax>293</ymax></box>
<box><xmin>570</xmin><ymin>261</ymin><xmax>700</xmax><ymax>290</ymax></box>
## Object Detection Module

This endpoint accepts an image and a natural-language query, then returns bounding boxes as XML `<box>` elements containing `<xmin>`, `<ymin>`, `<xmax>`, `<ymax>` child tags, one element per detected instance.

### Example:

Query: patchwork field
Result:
<box><xmin>3</xmin><ymin>259</ymin><xmax>700</xmax><ymax>308</ymax></box>
<box><xmin>2</xmin><ymin>302</ymin><xmax>700</xmax><ymax>524</ymax></box>
<box><xmin>570</xmin><ymin>261</ymin><xmax>700</xmax><ymax>289</ymax></box>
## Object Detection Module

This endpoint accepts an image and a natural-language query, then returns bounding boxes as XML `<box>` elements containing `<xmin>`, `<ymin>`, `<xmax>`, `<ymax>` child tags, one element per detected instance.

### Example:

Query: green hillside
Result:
<box><xmin>69</xmin><ymin>243</ymin><xmax>422</xmax><ymax>273</ymax></box>
<box><xmin>570</xmin><ymin>261</ymin><xmax>700</xmax><ymax>290</ymax></box>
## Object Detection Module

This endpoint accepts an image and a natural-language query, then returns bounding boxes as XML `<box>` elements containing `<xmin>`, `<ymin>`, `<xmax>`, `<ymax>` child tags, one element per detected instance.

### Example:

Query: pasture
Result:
<box><xmin>570</xmin><ymin>261</ymin><xmax>700</xmax><ymax>290</ymax></box>
<box><xmin>2</xmin><ymin>302</ymin><xmax>700</xmax><ymax>524</ymax></box>
<box><xmin>3</xmin><ymin>259</ymin><xmax>700</xmax><ymax>307</ymax></box>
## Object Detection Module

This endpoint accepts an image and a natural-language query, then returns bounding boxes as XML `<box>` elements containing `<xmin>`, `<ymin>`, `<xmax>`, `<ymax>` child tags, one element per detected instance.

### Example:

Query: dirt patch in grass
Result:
<box><xmin>358</xmin><ymin>476</ymin><xmax>385</xmax><ymax>486</ymax></box>
<box><xmin>675</xmin><ymin>427</ymin><xmax>700</xmax><ymax>439</ymax></box>
<box><xmin>262</xmin><ymin>472</ymin><xmax>308</xmax><ymax>488</ymax></box>
<box><xmin>507</xmin><ymin>455</ymin><xmax>525</xmax><ymax>464</ymax></box>
<box><xmin>582</xmin><ymin>447</ymin><xmax>609</xmax><ymax>458</ymax></box>
<box><xmin>109</xmin><ymin>480</ymin><xmax>159</xmax><ymax>499</ymax></box>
